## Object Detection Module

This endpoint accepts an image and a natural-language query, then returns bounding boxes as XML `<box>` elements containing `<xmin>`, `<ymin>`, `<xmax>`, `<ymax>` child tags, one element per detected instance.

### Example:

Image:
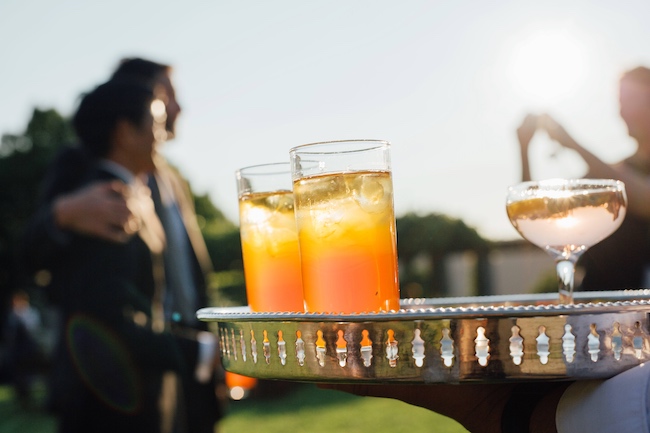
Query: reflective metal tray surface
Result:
<box><xmin>197</xmin><ymin>290</ymin><xmax>650</xmax><ymax>383</ymax></box>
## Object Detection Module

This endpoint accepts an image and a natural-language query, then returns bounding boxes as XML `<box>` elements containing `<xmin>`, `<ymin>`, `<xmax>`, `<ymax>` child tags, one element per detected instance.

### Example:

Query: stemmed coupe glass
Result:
<box><xmin>506</xmin><ymin>179</ymin><xmax>627</xmax><ymax>304</ymax></box>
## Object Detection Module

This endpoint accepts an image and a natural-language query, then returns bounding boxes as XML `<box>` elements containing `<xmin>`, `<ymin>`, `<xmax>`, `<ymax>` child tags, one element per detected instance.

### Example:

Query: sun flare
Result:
<box><xmin>509</xmin><ymin>28</ymin><xmax>588</xmax><ymax>106</ymax></box>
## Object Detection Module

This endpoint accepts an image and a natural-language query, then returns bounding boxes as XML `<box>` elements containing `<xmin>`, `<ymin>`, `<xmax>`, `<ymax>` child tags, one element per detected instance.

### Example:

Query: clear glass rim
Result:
<box><xmin>508</xmin><ymin>178</ymin><xmax>625</xmax><ymax>191</ymax></box>
<box><xmin>289</xmin><ymin>139</ymin><xmax>390</xmax><ymax>155</ymax></box>
<box><xmin>235</xmin><ymin>162</ymin><xmax>291</xmax><ymax>178</ymax></box>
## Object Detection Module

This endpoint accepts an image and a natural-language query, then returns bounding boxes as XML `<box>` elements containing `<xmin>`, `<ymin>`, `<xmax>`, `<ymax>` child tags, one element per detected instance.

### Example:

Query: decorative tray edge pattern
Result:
<box><xmin>198</xmin><ymin>290</ymin><xmax>650</xmax><ymax>383</ymax></box>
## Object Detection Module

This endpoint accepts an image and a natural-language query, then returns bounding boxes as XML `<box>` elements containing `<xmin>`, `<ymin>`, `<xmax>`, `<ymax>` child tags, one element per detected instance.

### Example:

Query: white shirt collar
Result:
<box><xmin>98</xmin><ymin>160</ymin><xmax>138</xmax><ymax>186</ymax></box>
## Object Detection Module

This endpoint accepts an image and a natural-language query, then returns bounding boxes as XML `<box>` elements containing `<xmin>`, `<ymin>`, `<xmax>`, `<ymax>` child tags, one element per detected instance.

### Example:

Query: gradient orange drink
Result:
<box><xmin>290</xmin><ymin>140</ymin><xmax>400</xmax><ymax>313</ymax></box>
<box><xmin>236</xmin><ymin>163</ymin><xmax>304</xmax><ymax>312</ymax></box>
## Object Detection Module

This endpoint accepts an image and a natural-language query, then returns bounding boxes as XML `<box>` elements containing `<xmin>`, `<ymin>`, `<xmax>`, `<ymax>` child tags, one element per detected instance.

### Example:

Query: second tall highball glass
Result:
<box><xmin>236</xmin><ymin>162</ymin><xmax>304</xmax><ymax>312</ymax></box>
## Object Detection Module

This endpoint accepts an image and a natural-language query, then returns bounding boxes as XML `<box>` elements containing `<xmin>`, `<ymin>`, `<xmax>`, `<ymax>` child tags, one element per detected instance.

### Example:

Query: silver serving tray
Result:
<box><xmin>197</xmin><ymin>290</ymin><xmax>650</xmax><ymax>383</ymax></box>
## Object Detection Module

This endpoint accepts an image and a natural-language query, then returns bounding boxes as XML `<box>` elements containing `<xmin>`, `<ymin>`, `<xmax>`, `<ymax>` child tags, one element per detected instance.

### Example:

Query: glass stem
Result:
<box><xmin>556</xmin><ymin>260</ymin><xmax>576</xmax><ymax>304</ymax></box>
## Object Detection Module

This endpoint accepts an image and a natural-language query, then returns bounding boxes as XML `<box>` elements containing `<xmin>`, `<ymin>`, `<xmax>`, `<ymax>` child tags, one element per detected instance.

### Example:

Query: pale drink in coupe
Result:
<box><xmin>506</xmin><ymin>179</ymin><xmax>626</xmax><ymax>304</ymax></box>
<box><xmin>293</xmin><ymin>170</ymin><xmax>400</xmax><ymax>313</ymax></box>
<box><xmin>507</xmin><ymin>189</ymin><xmax>626</xmax><ymax>250</ymax></box>
<box><xmin>239</xmin><ymin>190</ymin><xmax>304</xmax><ymax>312</ymax></box>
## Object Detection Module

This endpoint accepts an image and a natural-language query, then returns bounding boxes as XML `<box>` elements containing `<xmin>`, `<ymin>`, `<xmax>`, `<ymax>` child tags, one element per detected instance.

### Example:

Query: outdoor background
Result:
<box><xmin>2</xmin><ymin>1</ymin><xmax>650</xmax><ymax>432</ymax></box>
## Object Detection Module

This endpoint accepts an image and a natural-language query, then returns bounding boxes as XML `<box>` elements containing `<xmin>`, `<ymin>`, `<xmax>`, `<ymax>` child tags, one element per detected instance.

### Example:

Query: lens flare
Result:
<box><xmin>66</xmin><ymin>313</ymin><xmax>141</xmax><ymax>413</ymax></box>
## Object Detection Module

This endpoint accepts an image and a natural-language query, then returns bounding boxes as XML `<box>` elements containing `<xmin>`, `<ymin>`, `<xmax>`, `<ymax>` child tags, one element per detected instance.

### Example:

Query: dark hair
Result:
<box><xmin>72</xmin><ymin>80</ymin><xmax>155</xmax><ymax>158</ymax></box>
<box><xmin>111</xmin><ymin>58</ymin><xmax>171</xmax><ymax>86</ymax></box>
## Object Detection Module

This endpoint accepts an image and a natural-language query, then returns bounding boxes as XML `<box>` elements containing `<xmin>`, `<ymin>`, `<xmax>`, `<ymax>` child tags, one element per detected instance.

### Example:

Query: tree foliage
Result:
<box><xmin>0</xmin><ymin>109</ymin><xmax>76</xmax><ymax>310</ymax></box>
<box><xmin>193</xmin><ymin>192</ymin><xmax>237</xmax><ymax>236</ymax></box>
<box><xmin>396</xmin><ymin>212</ymin><xmax>491</xmax><ymax>298</ymax></box>
<box><xmin>397</xmin><ymin>212</ymin><xmax>488</xmax><ymax>257</ymax></box>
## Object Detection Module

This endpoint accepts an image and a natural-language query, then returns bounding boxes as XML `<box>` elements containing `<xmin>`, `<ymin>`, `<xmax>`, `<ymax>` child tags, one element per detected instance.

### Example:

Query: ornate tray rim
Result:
<box><xmin>199</xmin><ymin>290</ymin><xmax>650</xmax><ymax>384</ymax></box>
<box><xmin>197</xmin><ymin>289</ymin><xmax>650</xmax><ymax>322</ymax></box>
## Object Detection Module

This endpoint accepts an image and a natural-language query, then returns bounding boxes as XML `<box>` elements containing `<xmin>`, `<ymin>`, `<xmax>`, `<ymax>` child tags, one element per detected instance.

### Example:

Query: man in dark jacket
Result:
<box><xmin>22</xmin><ymin>59</ymin><xmax>225</xmax><ymax>433</ymax></box>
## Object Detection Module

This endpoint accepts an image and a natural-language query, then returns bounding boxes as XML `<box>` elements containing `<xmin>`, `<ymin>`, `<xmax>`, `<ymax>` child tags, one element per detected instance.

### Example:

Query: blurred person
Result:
<box><xmin>517</xmin><ymin>66</ymin><xmax>650</xmax><ymax>291</ymax></box>
<box><xmin>2</xmin><ymin>289</ymin><xmax>47</xmax><ymax>409</ymax></box>
<box><xmin>22</xmin><ymin>57</ymin><xmax>183</xmax><ymax>260</ymax></box>
<box><xmin>37</xmin><ymin>78</ymin><xmax>186</xmax><ymax>433</ymax></box>
<box><xmin>322</xmin><ymin>361</ymin><xmax>650</xmax><ymax>433</ymax></box>
<box><xmin>21</xmin><ymin>58</ymin><xmax>225</xmax><ymax>432</ymax></box>
<box><xmin>114</xmin><ymin>58</ymin><xmax>225</xmax><ymax>433</ymax></box>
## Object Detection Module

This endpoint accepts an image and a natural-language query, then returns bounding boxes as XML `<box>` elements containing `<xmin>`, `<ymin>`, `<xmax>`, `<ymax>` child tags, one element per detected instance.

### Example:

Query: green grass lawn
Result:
<box><xmin>0</xmin><ymin>383</ymin><xmax>57</xmax><ymax>433</ymax></box>
<box><xmin>0</xmin><ymin>382</ymin><xmax>468</xmax><ymax>433</ymax></box>
<box><xmin>221</xmin><ymin>382</ymin><xmax>468</xmax><ymax>433</ymax></box>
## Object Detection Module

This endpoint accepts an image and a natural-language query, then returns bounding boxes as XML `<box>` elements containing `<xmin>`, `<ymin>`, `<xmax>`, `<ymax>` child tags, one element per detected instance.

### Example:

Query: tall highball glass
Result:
<box><xmin>290</xmin><ymin>139</ymin><xmax>400</xmax><ymax>313</ymax></box>
<box><xmin>236</xmin><ymin>162</ymin><xmax>304</xmax><ymax>312</ymax></box>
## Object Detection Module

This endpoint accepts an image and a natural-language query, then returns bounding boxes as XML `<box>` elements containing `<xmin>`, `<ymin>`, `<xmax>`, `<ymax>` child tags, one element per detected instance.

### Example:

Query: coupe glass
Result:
<box><xmin>506</xmin><ymin>179</ymin><xmax>627</xmax><ymax>304</ymax></box>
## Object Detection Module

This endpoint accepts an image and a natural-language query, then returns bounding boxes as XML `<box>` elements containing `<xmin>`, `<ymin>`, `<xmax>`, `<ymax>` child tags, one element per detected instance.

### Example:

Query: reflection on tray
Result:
<box><xmin>403</xmin><ymin>289</ymin><xmax>650</xmax><ymax>308</ymax></box>
<box><xmin>198</xmin><ymin>290</ymin><xmax>650</xmax><ymax>384</ymax></box>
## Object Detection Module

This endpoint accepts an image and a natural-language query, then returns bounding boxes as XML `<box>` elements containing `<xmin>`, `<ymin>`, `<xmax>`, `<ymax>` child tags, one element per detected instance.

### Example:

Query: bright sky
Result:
<box><xmin>2</xmin><ymin>0</ymin><xmax>649</xmax><ymax>240</ymax></box>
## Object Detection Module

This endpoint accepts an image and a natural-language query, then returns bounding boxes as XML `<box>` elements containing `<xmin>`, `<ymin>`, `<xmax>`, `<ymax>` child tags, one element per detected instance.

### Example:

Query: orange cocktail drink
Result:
<box><xmin>290</xmin><ymin>140</ymin><xmax>400</xmax><ymax>313</ymax></box>
<box><xmin>236</xmin><ymin>163</ymin><xmax>304</xmax><ymax>312</ymax></box>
